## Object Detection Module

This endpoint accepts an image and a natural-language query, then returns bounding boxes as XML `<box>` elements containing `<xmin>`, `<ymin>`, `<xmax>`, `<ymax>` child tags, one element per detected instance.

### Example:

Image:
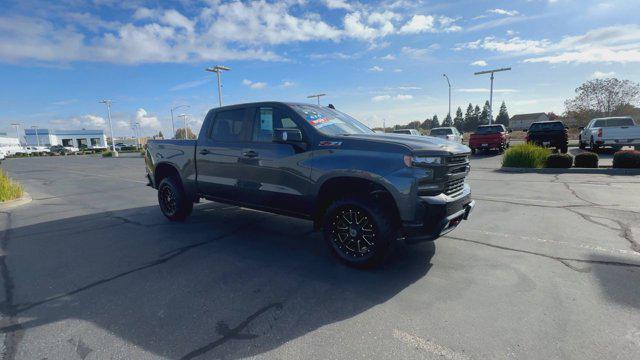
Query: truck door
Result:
<box><xmin>195</xmin><ymin>108</ymin><xmax>251</xmax><ymax>202</ymax></box>
<box><xmin>236</xmin><ymin>105</ymin><xmax>313</xmax><ymax>216</ymax></box>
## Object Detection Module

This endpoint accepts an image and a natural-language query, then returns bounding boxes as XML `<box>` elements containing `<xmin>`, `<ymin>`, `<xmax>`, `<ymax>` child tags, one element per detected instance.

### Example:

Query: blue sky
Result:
<box><xmin>1</xmin><ymin>0</ymin><xmax>639</xmax><ymax>137</ymax></box>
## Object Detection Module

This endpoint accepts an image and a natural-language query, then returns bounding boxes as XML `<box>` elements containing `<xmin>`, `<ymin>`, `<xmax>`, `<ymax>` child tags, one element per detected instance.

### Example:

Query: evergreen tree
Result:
<box><xmin>496</xmin><ymin>101</ymin><xmax>510</xmax><ymax>126</ymax></box>
<box><xmin>431</xmin><ymin>114</ymin><xmax>439</xmax><ymax>128</ymax></box>
<box><xmin>453</xmin><ymin>106</ymin><xmax>464</xmax><ymax>131</ymax></box>
<box><xmin>480</xmin><ymin>101</ymin><xmax>490</xmax><ymax>125</ymax></box>
<box><xmin>442</xmin><ymin>113</ymin><xmax>453</xmax><ymax>127</ymax></box>
<box><xmin>463</xmin><ymin>103</ymin><xmax>474</xmax><ymax>131</ymax></box>
<box><xmin>174</xmin><ymin>127</ymin><xmax>196</xmax><ymax>139</ymax></box>
<box><xmin>157</xmin><ymin>131</ymin><xmax>164</xmax><ymax>139</ymax></box>
<box><xmin>472</xmin><ymin>105</ymin><xmax>481</xmax><ymax>129</ymax></box>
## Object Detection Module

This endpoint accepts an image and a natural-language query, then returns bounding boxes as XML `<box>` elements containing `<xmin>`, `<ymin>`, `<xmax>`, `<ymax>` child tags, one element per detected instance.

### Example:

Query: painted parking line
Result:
<box><xmin>393</xmin><ymin>329</ymin><xmax>472</xmax><ymax>360</ymax></box>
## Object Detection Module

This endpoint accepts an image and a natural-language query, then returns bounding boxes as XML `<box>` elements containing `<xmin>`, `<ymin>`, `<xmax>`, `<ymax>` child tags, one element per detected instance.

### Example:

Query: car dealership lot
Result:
<box><xmin>1</xmin><ymin>155</ymin><xmax>639</xmax><ymax>359</ymax></box>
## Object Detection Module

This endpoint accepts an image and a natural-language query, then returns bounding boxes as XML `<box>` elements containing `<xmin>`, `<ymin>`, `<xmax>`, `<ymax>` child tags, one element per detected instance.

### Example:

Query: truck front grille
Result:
<box><xmin>447</xmin><ymin>155</ymin><xmax>468</xmax><ymax>165</ymax></box>
<box><xmin>444</xmin><ymin>177</ymin><xmax>465</xmax><ymax>197</ymax></box>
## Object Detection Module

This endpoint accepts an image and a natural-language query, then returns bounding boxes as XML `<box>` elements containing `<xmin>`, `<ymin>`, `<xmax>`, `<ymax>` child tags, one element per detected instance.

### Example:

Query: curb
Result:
<box><xmin>0</xmin><ymin>192</ymin><xmax>32</xmax><ymax>210</ymax></box>
<box><xmin>499</xmin><ymin>167</ymin><xmax>640</xmax><ymax>175</ymax></box>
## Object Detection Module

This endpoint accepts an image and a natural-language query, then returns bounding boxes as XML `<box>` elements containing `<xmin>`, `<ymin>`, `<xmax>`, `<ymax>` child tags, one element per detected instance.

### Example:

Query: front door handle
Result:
<box><xmin>243</xmin><ymin>150</ymin><xmax>258</xmax><ymax>158</ymax></box>
<box><xmin>199</xmin><ymin>149</ymin><xmax>210</xmax><ymax>155</ymax></box>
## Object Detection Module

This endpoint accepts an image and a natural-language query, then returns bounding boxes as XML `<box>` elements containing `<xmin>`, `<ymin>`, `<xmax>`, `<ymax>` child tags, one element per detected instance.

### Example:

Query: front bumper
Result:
<box><xmin>401</xmin><ymin>184</ymin><xmax>474</xmax><ymax>243</ymax></box>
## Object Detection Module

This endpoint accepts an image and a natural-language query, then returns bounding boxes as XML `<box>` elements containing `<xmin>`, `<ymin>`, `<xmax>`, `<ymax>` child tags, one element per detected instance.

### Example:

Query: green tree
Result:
<box><xmin>453</xmin><ymin>106</ymin><xmax>464</xmax><ymax>131</ymax></box>
<box><xmin>442</xmin><ymin>113</ymin><xmax>453</xmax><ymax>127</ymax></box>
<box><xmin>157</xmin><ymin>131</ymin><xmax>164</xmax><ymax>139</ymax></box>
<box><xmin>431</xmin><ymin>114</ymin><xmax>440</xmax><ymax>128</ymax></box>
<box><xmin>174</xmin><ymin>127</ymin><xmax>196</xmax><ymax>139</ymax></box>
<box><xmin>565</xmin><ymin>78</ymin><xmax>640</xmax><ymax>125</ymax></box>
<box><xmin>496</xmin><ymin>101</ymin><xmax>510</xmax><ymax>126</ymax></box>
<box><xmin>463</xmin><ymin>103</ymin><xmax>475</xmax><ymax>131</ymax></box>
<box><xmin>480</xmin><ymin>101</ymin><xmax>490</xmax><ymax>125</ymax></box>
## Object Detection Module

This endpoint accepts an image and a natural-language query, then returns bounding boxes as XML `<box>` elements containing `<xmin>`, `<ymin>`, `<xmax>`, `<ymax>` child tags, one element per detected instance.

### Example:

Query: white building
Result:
<box><xmin>509</xmin><ymin>113</ymin><xmax>550</xmax><ymax>131</ymax></box>
<box><xmin>0</xmin><ymin>136</ymin><xmax>22</xmax><ymax>155</ymax></box>
<box><xmin>24</xmin><ymin>129</ymin><xmax>107</xmax><ymax>149</ymax></box>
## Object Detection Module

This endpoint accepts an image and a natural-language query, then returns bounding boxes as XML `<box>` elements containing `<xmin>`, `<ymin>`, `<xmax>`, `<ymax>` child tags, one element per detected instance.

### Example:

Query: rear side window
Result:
<box><xmin>475</xmin><ymin>125</ymin><xmax>503</xmax><ymax>134</ymax></box>
<box><xmin>431</xmin><ymin>128</ymin><xmax>453</xmax><ymax>135</ymax></box>
<box><xmin>529</xmin><ymin>122</ymin><xmax>564</xmax><ymax>131</ymax></box>
<box><xmin>210</xmin><ymin>109</ymin><xmax>246</xmax><ymax>141</ymax></box>
<box><xmin>606</xmin><ymin>118</ymin><xmax>635</xmax><ymax>127</ymax></box>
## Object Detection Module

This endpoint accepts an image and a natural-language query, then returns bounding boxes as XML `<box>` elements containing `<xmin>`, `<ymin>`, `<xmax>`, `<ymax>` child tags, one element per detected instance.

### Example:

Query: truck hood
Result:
<box><xmin>339</xmin><ymin>133</ymin><xmax>470</xmax><ymax>155</ymax></box>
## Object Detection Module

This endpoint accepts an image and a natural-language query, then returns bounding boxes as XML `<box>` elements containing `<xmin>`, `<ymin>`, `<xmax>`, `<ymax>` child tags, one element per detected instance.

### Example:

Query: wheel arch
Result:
<box><xmin>154</xmin><ymin>162</ymin><xmax>183</xmax><ymax>190</ymax></box>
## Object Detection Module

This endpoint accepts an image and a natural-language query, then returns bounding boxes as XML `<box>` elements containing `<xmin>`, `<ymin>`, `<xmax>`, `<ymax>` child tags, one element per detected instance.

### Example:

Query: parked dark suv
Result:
<box><xmin>525</xmin><ymin>121</ymin><xmax>568</xmax><ymax>153</ymax></box>
<box><xmin>145</xmin><ymin>102</ymin><xmax>475</xmax><ymax>267</ymax></box>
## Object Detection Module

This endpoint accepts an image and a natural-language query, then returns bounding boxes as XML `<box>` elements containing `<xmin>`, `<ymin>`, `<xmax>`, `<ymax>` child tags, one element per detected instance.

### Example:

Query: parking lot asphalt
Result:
<box><xmin>1</xmin><ymin>154</ymin><xmax>639</xmax><ymax>359</ymax></box>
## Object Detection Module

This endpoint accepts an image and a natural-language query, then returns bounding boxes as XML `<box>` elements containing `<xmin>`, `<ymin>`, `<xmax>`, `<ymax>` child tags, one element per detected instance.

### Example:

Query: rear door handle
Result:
<box><xmin>199</xmin><ymin>149</ymin><xmax>210</xmax><ymax>155</ymax></box>
<box><xmin>243</xmin><ymin>150</ymin><xmax>258</xmax><ymax>158</ymax></box>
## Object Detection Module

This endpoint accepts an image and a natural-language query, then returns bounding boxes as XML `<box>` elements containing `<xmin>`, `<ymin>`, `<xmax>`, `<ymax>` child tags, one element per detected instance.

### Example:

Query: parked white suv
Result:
<box><xmin>430</xmin><ymin>127</ymin><xmax>463</xmax><ymax>143</ymax></box>
<box><xmin>579</xmin><ymin>116</ymin><xmax>640</xmax><ymax>151</ymax></box>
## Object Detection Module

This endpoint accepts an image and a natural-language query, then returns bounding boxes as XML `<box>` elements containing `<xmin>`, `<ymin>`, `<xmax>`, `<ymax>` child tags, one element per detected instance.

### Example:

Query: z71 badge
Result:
<box><xmin>318</xmin><ymin>141</ymin><xmax>342</xmax><ymax>147</ymax></box>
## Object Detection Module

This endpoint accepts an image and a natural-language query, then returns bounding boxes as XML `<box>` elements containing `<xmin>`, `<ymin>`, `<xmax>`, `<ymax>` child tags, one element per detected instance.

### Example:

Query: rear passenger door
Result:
<box><xmin>195</xmin><ymin>108</ymin><xmax>250</xmax><ymax>201</ymax></box>
<box><xmin>236</xmin><ymin>105</ymin><xmax>313</xmax><ymax>216</ymax></box>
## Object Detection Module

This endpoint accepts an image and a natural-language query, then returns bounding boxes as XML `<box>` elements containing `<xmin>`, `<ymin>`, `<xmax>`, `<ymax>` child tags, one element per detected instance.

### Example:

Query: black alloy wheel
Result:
<box><xmin>329</xmin><ymin>206</ymin><xmax>377</xmax><ymax>259</ymax></box>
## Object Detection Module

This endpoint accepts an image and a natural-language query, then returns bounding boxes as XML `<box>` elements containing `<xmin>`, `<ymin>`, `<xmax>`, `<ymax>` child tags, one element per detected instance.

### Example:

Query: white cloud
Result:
<box><xmin>396</xmin><ymin>94</ymin><xmax>413</xmax><ymax>100</ymax></box>
<box><xmin>372</xmin><ymin>95</ymin><xmax>391</xmax><ymax>102</ymax></box>
<box><xmin>369</xmin><ymin>65</ymin><xmax>383</xmax><ymax>72</ymax></box>
<box><xmin>323</xmin><ymin>0</ymin><xmax>353</xmax><ymax>10</ymax></box>
<box><xmin>488</xmin><ymin>9</ymin><xmax>519</xmax><ymax>16</ymax></box>
<box><xmin>380</xmin><ymin>53</ymin><xmax>396</xmax><ymax>60</ymax></box>
<box><xmin>170</xmin><ymin>78</ymin><xmax>212</xmax><ymax>91</ymax></box>
<box><xmin>457</xmin><ymin>88</ymin><xmax>519</xmax><ymax>93</ymax></box>
<box><xmin>399</xmin><ymin>15</ymin><xmax>435</xmax><ymax>34</ymax></box>
<box><xmin>280</xmin><ymin>80</ymin><xmax>296</xmax><ymax>87</ymax></box>
<box><xmin>242</xmin><ymin>79</ymin><xmax>267</xmax><ymax>89</ymax></box>
<box><xmin>135</xmin><ymin>108</ymin><xmax>161</xmax><ymax>130</ymax></box>
<box><xmin>591</xmin><ymin>71</ymin><xmax>616</xmax><ymax>79</ymax></box>
<box><xmin>471</xmin><ymin>60</ymin><xmax>488</xmax><ymax>66</ymax></box>
<box><xmin>456</xmin><ymin>36</ymin><xmax>550</xmax><ymax>54</ymax></box>
<box><xmin>400</xmin><ymin>46</ymin><xmax>437</xmax><ymax>59</ymax></box>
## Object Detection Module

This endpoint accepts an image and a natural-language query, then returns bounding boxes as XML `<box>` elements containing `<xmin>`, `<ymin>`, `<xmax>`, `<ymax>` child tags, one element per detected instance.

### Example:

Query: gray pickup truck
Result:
<box><xmin>145</xmin><ymin>102</ymin><xmax>474</xmax><ymax>267</ymax></box>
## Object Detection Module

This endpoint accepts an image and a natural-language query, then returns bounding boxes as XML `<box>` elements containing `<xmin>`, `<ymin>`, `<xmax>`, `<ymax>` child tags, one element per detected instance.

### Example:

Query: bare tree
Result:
<box><xmin>565</xmin><ymin>78</ymin><xmax>640</xmax><ymax>124</ymax></box>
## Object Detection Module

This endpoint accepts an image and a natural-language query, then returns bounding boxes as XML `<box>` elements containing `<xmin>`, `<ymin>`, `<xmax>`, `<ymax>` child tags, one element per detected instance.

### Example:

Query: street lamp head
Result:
<box><xmin>206</xmin><ymin>65</ymin><xmax>231</xmax><ymax>73</ymax></box>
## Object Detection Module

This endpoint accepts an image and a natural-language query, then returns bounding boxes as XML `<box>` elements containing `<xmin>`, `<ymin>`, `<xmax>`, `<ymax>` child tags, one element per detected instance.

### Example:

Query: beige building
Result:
<box><xmin>509</xmin><ymin>113</ymin><xmax>550</xmax><ymax>130</ymax></box>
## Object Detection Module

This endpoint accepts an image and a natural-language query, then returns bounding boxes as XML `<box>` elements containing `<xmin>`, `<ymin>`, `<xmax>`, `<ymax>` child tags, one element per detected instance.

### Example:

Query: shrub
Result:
<box><xmin>613</xmin><ymin>150</ymin><xmax>640</xmax><ymax>168</ymax></box>
<box><xmin>0</xmin><ymin>170</ymin><xmax>23</xmax><ymax>202</ymax></box>
<box><xmin>545</xmin><ymin>153</ymin><xmax>573</xmax><ymax>168</ymax></box>
<box><xmin>502</xmin><ymin>143</ymin><xmax>551</xmax><ymax>168</ymax></box>
<box><xmin>102</xmin><ymin>151</ymin><xmax>113</xmax><ymax>158</ymax></box>
<box><xmin>574</xmin><ymin>152</ymin><xmax>598</xmax><ymax>168</ymax></box>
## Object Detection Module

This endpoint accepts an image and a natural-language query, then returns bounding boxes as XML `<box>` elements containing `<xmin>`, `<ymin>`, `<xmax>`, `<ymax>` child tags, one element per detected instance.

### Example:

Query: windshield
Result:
<box><xmin>291</xmin><ymin>105</ymin><xmax>374</xmax><ymax>136</ymax></box>
<box><xmin>529</xmin><ymin>122</ymin><xmax>564</xmax><ymax>131</ymax></box>
<box><xmin>475</xmin><ymin>125</ymin><xmax>503</xmax><ymax>134</ymax></box>
<box><xmin>431</xmin><ymin>128</ymin><xmax>453</xmax><ymax>135</ymax></box>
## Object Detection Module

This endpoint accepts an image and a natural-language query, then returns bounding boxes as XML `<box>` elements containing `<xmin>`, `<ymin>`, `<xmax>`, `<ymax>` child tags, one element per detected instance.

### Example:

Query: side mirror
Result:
<box><xmin>508</xmin><ymin>129</ymin><xmax>513</xmax><ymax>133</ymax></box>
<box><xmin>273</xmin><ymin>128</ymin><xmax>303</xmax><ymax>143</ymax></box>
<box><xmin>522</xmin><ymin>129</ymin><xmax>527</xmax><ymax>132</ymax></box>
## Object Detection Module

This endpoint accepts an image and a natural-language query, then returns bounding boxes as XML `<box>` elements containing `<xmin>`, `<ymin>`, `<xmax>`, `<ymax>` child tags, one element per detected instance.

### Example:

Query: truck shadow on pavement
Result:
<box><xmin>2</xmin><ymin>202</ymin><xmax>434</xmax><ymax>359</ymax></box>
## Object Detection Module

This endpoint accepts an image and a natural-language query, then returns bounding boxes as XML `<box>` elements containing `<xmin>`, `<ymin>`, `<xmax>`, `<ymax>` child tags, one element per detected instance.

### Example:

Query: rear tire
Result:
<box><xmin>590</xmin><ymin>137</ymin><xmax>599</xmax><ymax>153</ymax></box>
<box><xmin>578</xmin><ymin>136</ymin><xmax>585</xmax><ymax>150</ymax></box>
<box><xmin>560</xmin><ymin>144</ymin><xmax>568</xmax><ymax>154</ymax></box>
<box><xmin>470</xmin><ymin>148</ymin><xmax>476</xmax><ymax>155</ymax></box>
<box><xmin>322</xmin><ymin>196</ymin><xmax>396</xmax><ymax>268</ymax></box>
<box><xmin>158</xmin><ymin>177</ymin><xmax>193</xmax><ymax>221</ymax></box>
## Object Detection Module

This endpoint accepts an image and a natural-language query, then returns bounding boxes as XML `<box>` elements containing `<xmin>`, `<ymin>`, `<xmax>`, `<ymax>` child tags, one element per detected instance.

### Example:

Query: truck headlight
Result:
<box><xmin>404</xmin><ymin>155</ymin><xmax>442</xmax><ymax>167</ymax></box>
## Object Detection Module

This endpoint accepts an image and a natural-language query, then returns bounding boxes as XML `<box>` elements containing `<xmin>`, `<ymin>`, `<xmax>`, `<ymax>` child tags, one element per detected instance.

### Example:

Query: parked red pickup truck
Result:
<box><xmin>468</xmin><ymin>124</ymin><xmax>511</xmax><ymax>154</ymax></box>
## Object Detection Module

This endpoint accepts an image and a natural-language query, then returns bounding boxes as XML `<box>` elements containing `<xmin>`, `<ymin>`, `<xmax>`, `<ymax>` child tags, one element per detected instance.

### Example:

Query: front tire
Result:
<box><xmin>158</xmin><ymin>177</ymin><xmax>193</xmax><ymax>221</ymax></box>
<box><xmin>322</xmin><ymin>196</ymin><xmax>396</xmax><ymax>268</ymax></box>
<box><xmin>578</xmin><ymin>136</ymin><xmax>585</xmax><ymax>150</ymax></box>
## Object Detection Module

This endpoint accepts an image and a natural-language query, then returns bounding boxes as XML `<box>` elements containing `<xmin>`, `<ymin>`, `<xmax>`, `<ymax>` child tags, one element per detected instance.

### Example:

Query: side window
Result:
<box><xmin>210</xmin><ymin>109</ymin><xmax>246</xmax><ymax>141</ymax></box>
<box><xmin>252</xmin><ymin>107</ymin><xmax>301</xmax><ymax>142</ymax></box>
<box><xmin>593</xmin><ymin>120</ymin><xmax>605</xmax><ymax>128</ymax></box>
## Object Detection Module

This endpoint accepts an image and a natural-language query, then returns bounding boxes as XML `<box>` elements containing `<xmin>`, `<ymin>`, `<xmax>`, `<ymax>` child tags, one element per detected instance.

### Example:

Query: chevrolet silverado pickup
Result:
<box><xmin>579</xmin><ymin>116</ymin><xmax>640</xmax><ymax>151</ymax></box>
<box><xmin>525</xmin><ymin>120</ymin><xmax>568</xmax><ymax>153</ymax></box>
<box><xmin>468</xmin><ymin>124</ymin><xmax>511</xmax><ymax>154</ymax></box>
<box><xmin>145</xmin><ymin>102</ymin><xmax>474</xmax><ymax>267</ymax></box>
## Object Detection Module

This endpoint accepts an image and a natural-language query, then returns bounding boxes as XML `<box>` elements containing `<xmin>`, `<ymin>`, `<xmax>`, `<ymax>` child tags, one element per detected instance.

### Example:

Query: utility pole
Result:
<box><xmin>442</xmin><ymin>74</ymin><xmax>451</xmax><ymax>122</ymax></box>
<box><xmin>31</xmin><ymin>126</ymin><xmax>40</xmax><ymax>147</ymax></box>
<box><xmin>99</xmin><ymin>99</ymin><xmax>118</xmax><ymax>156</ymax></box>
<box><xmin>170</xmin><ymin>105</ymin><xmax>190</xmax><ymax>139</ymax></box>
<box><xmin>205</xmin><ymin>65</ymin><xmax>231</xmax><ymax>107</ymax></box>
<box><xmin>474</xmin><ymin>67</ymin><xmax>511</xmax><ymax>125</ymax></box>
<box><xmin>10</xmin><ymin>123</ymin><xmax>20</xmax><ymax>145</ymax></box>
<box><xmin>383</xmin><ymin>118</ymin><xmax>386</xmax><ymax>133</ymax></box>
<box><xmin>307</xmin><ymin>93</ymin><xmax>326</xmax><ymax>105</ymax></box>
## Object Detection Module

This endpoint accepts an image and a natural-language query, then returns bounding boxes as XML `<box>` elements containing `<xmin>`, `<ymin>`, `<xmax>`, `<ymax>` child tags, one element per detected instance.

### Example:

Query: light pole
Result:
<box><xmin>31</xmin><ymin>126</ymin><xmax>40</xmax><ymax>147</ymax></box>
<box><xmin>206</xmin><ymin>65</ymin><xmax>231</xmax><ymax>107</ymax></box>
<box><xmin>442</xmin><ymin>74</ymin><xmax>451</xmax><ymax>122</ymax></box>
<box><xmin>474</xmin><ymin>67</ymin><xmax>511</xmax><ymax>124</ymax></box>
<box><xmin>99</xmin><ymin>99</ymin><xmax>118</xmax><ymax>156</ymax></box>
<box><xmin>10</xmin><ymin>123</ymin><xmax>20</xmax><ymax>145</ymax></box>
<box><xmin>170</xmin><ymin>105</ymin><xmax>190</xmax><ymax>139</ymax></box>
<box><xmin>307</xmin><ymin>93</ymin><xmax>326</xmax><ymax>105</ymax></box>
